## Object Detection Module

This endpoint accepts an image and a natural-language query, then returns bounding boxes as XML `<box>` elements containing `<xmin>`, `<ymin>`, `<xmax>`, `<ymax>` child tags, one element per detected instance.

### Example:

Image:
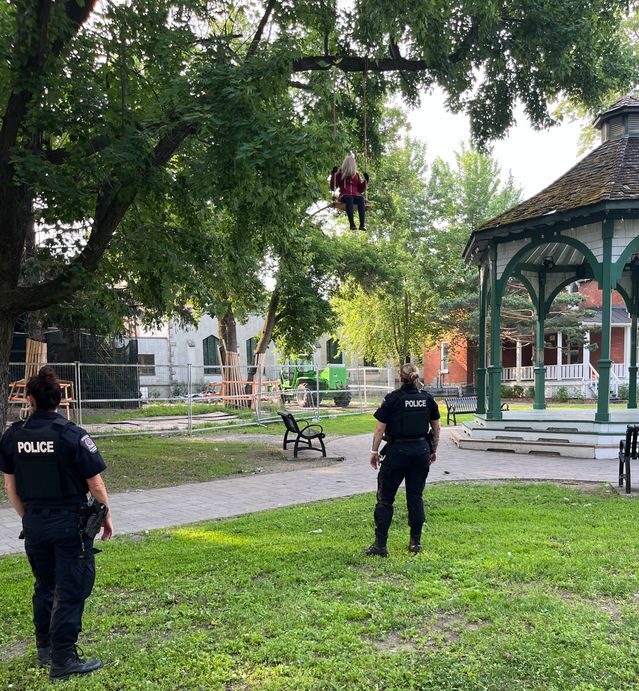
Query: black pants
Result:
<box><xmin>23</xmin><ymin>509</ymin><xmax>96</xmax><ymax>660</ymax></box>
<box><xmin>342</xmin><ymin>195</ymin><xmax>366</xmax><ymax>229</ymax></box>
<box><xmin>373</xmin><ymin>441</ymin><xmax>430</xmax><ymax>540</ymax></box>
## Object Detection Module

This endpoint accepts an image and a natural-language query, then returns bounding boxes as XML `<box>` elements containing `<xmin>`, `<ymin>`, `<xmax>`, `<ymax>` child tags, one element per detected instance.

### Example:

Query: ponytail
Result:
<box><xmin>399</xmin><ymin>363</ymin><xmax>421</xmax><ymax>386</ymax></box>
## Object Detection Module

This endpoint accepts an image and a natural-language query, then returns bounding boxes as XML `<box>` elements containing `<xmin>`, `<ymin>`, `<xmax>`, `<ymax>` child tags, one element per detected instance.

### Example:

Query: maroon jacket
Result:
<box><xmin>330</xmin><ymin>170</ymin><xmax>367</xmax><ymax>200</ymax></box>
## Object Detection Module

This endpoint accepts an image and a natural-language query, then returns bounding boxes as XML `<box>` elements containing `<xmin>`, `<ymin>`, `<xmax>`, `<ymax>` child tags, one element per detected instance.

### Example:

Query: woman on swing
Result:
<box><xmin>330</xmin><ymin>154</ymin><xmax>369</xmax><ymax>231</ymax></box>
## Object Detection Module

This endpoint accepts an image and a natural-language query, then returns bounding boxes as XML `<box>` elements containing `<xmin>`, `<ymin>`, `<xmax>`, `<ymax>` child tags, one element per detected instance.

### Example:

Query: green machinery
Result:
<box><xmin>280</xmin><ymin>363</ymin><xmax>352</xmax><ymax>408</ymax></box>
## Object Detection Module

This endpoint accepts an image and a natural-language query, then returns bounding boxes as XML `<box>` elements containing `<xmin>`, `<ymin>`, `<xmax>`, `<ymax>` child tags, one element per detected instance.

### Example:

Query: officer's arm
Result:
<box><xmin>86</xmin><ymin>473</ymin><xmax>113</xmax><ymax>540</ymax></box>
<box><xmin>370</xmin><ymin>422</ymin><xmax>386</xmax><ymax>469</ymax></box>
<box><xmin>429</xmin><ymin>419</ymin><xmax>441</xmax><ymax>463</ymax></box>
<box><xmin>3</xmin><ymin>474</ymin><xmax>25</xmax><ymax>518</ymax></box>
<box><xmin>430</xmin><ymin>419</ymin><xmax>441</xmax><ymax>451</ymax></box>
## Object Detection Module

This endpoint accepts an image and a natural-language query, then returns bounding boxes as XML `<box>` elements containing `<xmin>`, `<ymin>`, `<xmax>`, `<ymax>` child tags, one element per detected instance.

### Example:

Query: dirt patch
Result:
<box><xmin>509</xmin><ymin>583</ymin><xmax>627</xmax><ymax>622</ymax></box>
<box><xmin>0</xmin><ymin>639</ymin><xmax>29</xmax><ymax>662</ymax></box>
<box><xmin>551</xmin><ymin>587</ymin><xmax>625</xmax><ymax>621</ymax></box>
<box><xmin>368</xmin><ymin>631</ymin><xmax>417</xmax><ymax>652</ymax></box>
<box><xmin>424</xmin><ymin>611</ymin><xmax>484</xmax><ymax>647</ymax></box>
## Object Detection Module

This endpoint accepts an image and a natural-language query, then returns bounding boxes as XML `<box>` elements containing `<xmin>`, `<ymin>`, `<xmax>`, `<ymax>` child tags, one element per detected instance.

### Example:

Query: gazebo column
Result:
<box><xmin>629</xmin><ymin>317</ymin><xmax>637</xmax><ymax>408</ymax></box>
<box><xmin>476</xmin><ymin>265</ymin><xmax>487</xmax><ymax>414</ymax></box>
<box><xmin>629</xmin><ymin>266</ymin><xmax>639</xmax><ymax>409</ymax></box>
<box><xmin>487</xmin><ymin>250</ymin><xmax>503</xmax><ymax>420</ymax></box>
<box><xmin>596</xmin><ymin>221</ymin><xmax>614</xmax><ymax>423</ymax></box>
<box><xmin>533</xmin><ymin>271</ymin><xmax>547</xmax><ymax>410</ymax></box>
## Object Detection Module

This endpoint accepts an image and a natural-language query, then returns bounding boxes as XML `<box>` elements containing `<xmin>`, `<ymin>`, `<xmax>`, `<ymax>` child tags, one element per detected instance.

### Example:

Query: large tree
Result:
<box><xmin>1</xmin><ymin>0</ymin><xmax>636</xmax><ymax>425</ymax></box>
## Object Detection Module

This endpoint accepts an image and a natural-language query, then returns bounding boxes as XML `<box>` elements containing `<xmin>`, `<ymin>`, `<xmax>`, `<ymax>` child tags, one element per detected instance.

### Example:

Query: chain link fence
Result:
<box><xmin>7</xmin><ymin>362</ymin><xmax>396</xmax><ymax>437</ymax></box>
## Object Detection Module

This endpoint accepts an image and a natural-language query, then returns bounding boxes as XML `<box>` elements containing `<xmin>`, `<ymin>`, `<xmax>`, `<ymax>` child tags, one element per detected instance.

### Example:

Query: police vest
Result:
<box><xmin>386</xmin><ymin>389</ymin><xmax>431</xmax><ymax>441</ymax></box>
<box><xmin>12</xmin><ymin>418</ymin><xmax>88</xmax><ymax>501</ymax></box>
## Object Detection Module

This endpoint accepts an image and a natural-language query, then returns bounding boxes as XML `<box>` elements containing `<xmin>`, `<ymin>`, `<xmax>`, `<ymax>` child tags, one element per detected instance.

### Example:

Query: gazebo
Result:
<box><xmin>460</xmin><ymin>95</ymin><xmax>639</xmax><ymax>459</ymax></box>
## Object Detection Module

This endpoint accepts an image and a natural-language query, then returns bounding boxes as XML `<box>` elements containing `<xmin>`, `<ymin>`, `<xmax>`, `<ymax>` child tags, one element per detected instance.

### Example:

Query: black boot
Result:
<box><xmin>408</xmin><ymin>536</ymin><xmax>422</xmax><ymax>554</ymax></box>
<box><xmin>49</xmin><ymin>647</ymin><xmax>103</xmax><ymax>682</ymax></box>
<box><xmin>364</xmin><ymin>534</ymin><xmax>388</xmax><ymax>557</ymax></box>
<box><xmin>36</xmin><ymin>646</ymin><xmax>51</xmax><ymax>666</ymax></box>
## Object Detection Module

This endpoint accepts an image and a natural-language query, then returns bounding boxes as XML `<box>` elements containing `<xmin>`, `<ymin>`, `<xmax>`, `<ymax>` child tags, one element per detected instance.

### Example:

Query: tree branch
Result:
<box><xmin>289</xmin><ymin>80</ymin><xmax>313</xmax><ymax>91</ymax></box>
<box><xmin>6</xmin><ymin>122</ymin><xmax>197</xmax><ymax>312</ymax></box>
<box><xmin>43</xmin><ymin>135</ymin><xmax>111</xmax><ymax>164</ymax></box>
<box><xmin>246</xmin><ymin>0</ymin><xmax>277</xmax><ymax>59</ymax></box>
<box><xmin>291</xmin><ymin>55</ymin><xmax>431</xmax><ymax>73</ymax></box>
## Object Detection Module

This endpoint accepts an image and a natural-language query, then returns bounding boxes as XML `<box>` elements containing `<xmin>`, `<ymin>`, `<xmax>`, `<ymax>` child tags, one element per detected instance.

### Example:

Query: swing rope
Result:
<box><xmin>362</xmin><ymin>56</ymin><xmax>369</xmax><ymax>200</ymax></box>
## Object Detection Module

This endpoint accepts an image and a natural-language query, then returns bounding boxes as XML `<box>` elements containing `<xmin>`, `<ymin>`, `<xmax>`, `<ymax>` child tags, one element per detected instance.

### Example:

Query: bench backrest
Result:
<box><xmin>624</xmin><ymin>425</ymin><xmax>639</xmax><ymax>459</ymax></box>
<box><xmin>278</xmin><ymin>412</ymin><xmax>301</xmax><ymax>433</ymax></box>
<box><xmin>445</xmin><ymin>396</ymin><xmax>478</xmax><ymax>412</ymax></box>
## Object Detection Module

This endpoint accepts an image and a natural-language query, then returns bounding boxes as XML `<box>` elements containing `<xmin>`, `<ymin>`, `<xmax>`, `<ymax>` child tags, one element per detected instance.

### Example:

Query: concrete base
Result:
<box><xmin>452</xmin><ymin>409</ymin><xmax>639</xmax><ymax>459</ymax></box>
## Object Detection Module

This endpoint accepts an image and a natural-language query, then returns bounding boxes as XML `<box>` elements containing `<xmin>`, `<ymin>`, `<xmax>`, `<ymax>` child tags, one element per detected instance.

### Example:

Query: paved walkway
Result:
<box><xmin>0</xmin><ymin>429</ymin><xmax>623</xmax><ymax>556</ymax></box>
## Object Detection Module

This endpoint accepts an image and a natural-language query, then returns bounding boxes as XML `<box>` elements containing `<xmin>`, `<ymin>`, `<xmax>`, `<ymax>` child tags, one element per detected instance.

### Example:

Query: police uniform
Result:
<box><xmin>0</xmin><ymin>411</ymin><xmax>106</xmax><ymax>661</ymax></box>
<box><xmin>372</xmin><ymin>383</ymin><xmax>440</xmax><ymax>546</ymax></box>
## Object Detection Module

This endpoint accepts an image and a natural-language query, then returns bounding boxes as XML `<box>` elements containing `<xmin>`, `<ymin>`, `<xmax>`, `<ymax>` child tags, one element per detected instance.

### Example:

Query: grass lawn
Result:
<box><xmin>3</xmin><ymin>482</ymin><xmax>639</xmax><ymax>690</ymax></box>
<box><xmin>250</xmin><ymin>413</ymin><xmax>377</xmax><ymax>437</ymax></box>
<box><xmin>0</xmin><ymin>436</ymin><xmax>324</xmax><ymax>504</ymax></box>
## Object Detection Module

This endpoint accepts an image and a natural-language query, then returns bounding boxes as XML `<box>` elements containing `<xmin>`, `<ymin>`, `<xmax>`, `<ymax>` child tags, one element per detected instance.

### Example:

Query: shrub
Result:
<box><xmin>500</xmin><ymin>384</ymin><xmax>512</xmax><ymax>399</ymax></box>
<box><xmin>525</xmin><ymin>386</ymin><xmax>535</xmax><ymax>398</ymax></box>
<box><xmin>553</xmin><ymin>386</ymin><xmax>570</xmax><ymax>403</ymax></box>
<box><xmin>511</xmin><ymin>384</ymin><xmax>524</xmax><ymax>398</ymax></box>
<box><xmin>617</xmin><ymin>384</ymin><xmax>629</xmax><ymax>400</ymax></box>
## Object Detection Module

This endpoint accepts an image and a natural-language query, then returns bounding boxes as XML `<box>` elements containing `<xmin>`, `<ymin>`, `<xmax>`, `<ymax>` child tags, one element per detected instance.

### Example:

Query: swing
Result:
<box><xmin>329</xmin><ymin>61</ymin><xmax>371</xmax><ymax>215</ymax></box>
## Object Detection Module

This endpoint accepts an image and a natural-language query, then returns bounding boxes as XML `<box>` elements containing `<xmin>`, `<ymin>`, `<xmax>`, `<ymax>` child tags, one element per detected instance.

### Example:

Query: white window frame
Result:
<box><xmin>440</xmin><ymin>342</ymin><xmax>449</xmax><ymax>374</ymax></box>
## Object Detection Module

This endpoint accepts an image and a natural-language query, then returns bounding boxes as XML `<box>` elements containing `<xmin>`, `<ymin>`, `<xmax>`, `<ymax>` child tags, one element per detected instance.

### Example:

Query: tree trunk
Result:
<box><xmin>246</xmin><ymin>287</ymin><xmax>280</xmax><ymax>384</ymax></box>
<box><xmin>217</xmin><ymin>306</ymin><xmax>238</xmax><ymax>365</ymax></box>
<box><xmin>0</xmin><ymin>312</ymin><xmax>16</xmax><ymax>430</ymax></box>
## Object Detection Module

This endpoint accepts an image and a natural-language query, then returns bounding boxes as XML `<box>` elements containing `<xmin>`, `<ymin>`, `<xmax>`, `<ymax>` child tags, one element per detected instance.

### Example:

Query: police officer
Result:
<box><xmin>365</xmin><ymin>363</ymin><xmax>441</xmax><ymax>557</ymax></box>
<box><xmin>0</xmin><ymin>367</ymin><xmax>113</xmax><ymax>681</ymax></box>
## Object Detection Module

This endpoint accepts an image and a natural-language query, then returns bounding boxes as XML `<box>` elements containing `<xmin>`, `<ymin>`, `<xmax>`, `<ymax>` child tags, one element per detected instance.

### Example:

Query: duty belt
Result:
<box><xmin>25</xmin><ymin>505</ymin><xmax>82</xmax><ymax>514</ymax></box>
<box><xmin>385</xmin><ymin>436</ymin><xmax>427</xmax><ymax>443</ymax></box>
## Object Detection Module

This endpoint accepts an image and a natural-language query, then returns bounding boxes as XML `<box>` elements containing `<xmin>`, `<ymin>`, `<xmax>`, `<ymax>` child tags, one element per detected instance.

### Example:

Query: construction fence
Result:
<box><xmin>7</xmin><ymin>362</ymin><xmax>398</xmax><ymax>438</ymax></box>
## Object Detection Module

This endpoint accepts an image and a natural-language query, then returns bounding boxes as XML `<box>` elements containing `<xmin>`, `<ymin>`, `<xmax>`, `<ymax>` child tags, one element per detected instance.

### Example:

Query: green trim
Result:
<box><xmin>544</xmin><ymin>276</ymin><xmax>590</xmax><ymax>315</ymax></box>
<box><xmin>487</xmin><ymin>247</ymin><xmax>503</xmax><ymax>420</ymax></box>
<box><xmin>613</xmin><ymin>233</ymin><xmax>639</xmax><ymax>284</ymax></box>
<box><xmin>630</xmin><ymin>268</ymin><xmax>638</xmax><ymax>409</ymax></box>
<box><xmin>497</xmin><ymin>234</ymin><xmax>602</xmax><ymax>292</ymax></box>
<box><xmin>519</xmin><ymin>263</ymin><xmax>590</xmax><ymax>274</ymax></box>
<box><xmin>513</xmin><ymin>272</ymin><xmax>537</xmax><ymax>305</ymax></box>
<box><xmin>476</xmin><ymin>264</ymin><xmax>488</xmax><ymax>415</ymax></box>
<box><xmin>534</xmin><ymin>271</ymin><xmax>547</xmax><ymax>410</ymax></box>
<box><xmin>616</xmin><ymin>283</ymin><xmax>631</xmax><ymax>309</ymax></box>
<box><xmin>465</xmin><ymin>202</ymin><xmax>639</xmax><ymax>262</ymax></box>
<box><xmin>595</xmin><ymin>219</ymin><xmax>614</xmax><ymax>422</ymax></box>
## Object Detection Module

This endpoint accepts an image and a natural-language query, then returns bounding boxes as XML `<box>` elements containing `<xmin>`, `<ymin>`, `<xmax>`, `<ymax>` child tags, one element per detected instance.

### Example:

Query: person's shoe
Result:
<box><xmin>49</xmin><ymin>647</ymin><xmax>103</xmax><ymax>682</ymax></box>
<box><xmin>359</xmin><ymin>226</ymin><xmax>367</xmax><ymax>232</ymax></box>
<box><xmin>364</xmin><ymin>542</ymin><xmax>389</xmax><ymax>557</ymax></box>
<box><xmin>36</xmin><ymin>646</ymin><xmax>51</xmax><ymax>666</ymax></box>
<box><xmin>349</xmin><ymin>225</ymin><xmax>357</xmax><ymax>230</ymax></box>
<box><xmin>408</xmin><ymin>537</ymin><xmax>422</xmax><ymax>554</ymax></box>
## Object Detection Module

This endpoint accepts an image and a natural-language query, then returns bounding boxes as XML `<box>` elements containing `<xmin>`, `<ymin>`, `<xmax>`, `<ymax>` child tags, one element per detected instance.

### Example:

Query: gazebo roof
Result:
<box><xmin>477</xmin><ymin>135</ymin><xmax>639</xmax><ymax>232</ymax></box>
<box><xmin>593</xmin><ymin>94</ymin><xmax>639</xmax><ymax>128</ymax></box>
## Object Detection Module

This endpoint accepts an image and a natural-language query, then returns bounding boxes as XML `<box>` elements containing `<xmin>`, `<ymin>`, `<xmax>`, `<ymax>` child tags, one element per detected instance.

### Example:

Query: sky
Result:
<box><xmin>406</xmin><ymin>87</ymin><xmax>591</xmax><ymax>199</ymax></box>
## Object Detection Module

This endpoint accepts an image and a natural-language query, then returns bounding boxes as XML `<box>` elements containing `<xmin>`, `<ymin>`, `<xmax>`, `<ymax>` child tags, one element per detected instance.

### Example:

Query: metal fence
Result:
<box><xmin>7</xmin><ymin>362</ymin><xmax>396</xmax><ymax>437</ymax></box>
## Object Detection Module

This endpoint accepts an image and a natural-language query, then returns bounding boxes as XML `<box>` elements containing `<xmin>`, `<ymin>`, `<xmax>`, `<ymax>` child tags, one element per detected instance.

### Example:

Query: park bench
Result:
<box><xmin>278</xmin><ymin>412</ymin><xmax>327</xmax><ymax>459</ymax></box>
<box><xmin>618</xmin><ymin>425</ymin><xmax>639</xmax><ymax>494</ymax></box>
<box><xmin>444</xmin><ymin>396</ymin><xmax>509</xmax><ymax>425</ymax></box>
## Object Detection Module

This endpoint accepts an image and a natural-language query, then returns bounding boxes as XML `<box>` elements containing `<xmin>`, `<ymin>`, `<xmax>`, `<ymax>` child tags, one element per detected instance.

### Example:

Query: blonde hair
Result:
<box><xmin>340</xmin><ymin>154</ymin><xmax>357</xmax><ymax>179</ymax></box>
<box><xmin>399</xmin><ymin>363</ymin><xmax>421</xmax><ymax>386</ymax></box>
